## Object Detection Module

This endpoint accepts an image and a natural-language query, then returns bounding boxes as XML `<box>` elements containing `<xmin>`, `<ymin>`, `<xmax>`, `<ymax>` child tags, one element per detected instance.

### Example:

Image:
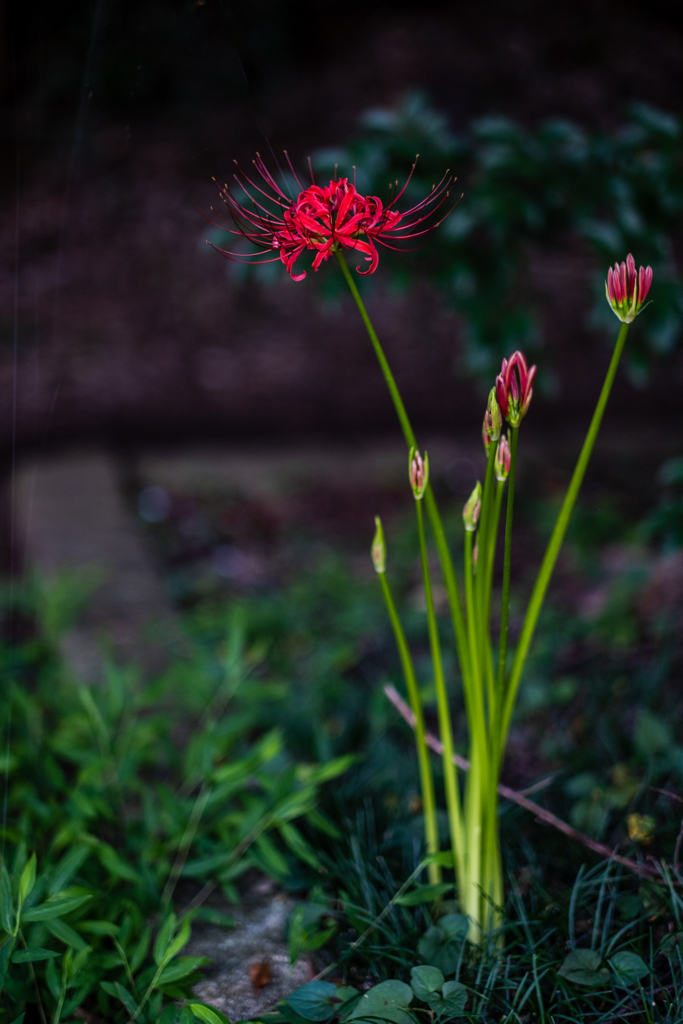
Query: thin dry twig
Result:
<box><xmin>384</xmin><ymin>683</ymin><xmax>659</xmax><ymax>880</ymax></box>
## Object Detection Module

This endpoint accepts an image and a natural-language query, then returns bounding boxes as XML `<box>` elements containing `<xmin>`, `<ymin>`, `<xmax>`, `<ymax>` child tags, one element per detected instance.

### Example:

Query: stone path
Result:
<box><xmin>15</xmin><ymin>449</ymin><xmax>183</xmax><ymax>681</ymax></box>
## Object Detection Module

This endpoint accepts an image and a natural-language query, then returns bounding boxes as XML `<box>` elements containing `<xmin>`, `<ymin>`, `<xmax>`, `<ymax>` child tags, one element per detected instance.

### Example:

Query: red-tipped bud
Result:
<box><xmin>495</xmin><ymin>350</ymin><xmax>536</xmax><ymax>428</ymax></box>
<box><xmin>605</xmin><ymin>254</ymin><xmax>653</xmax><ymax>323</ymax></box>
<box><xmin>494</xmin><ymin>434</ymin><xmax>511</xmax><ymax>482</ymax></box>
<box><xmin>409</xmin><ymin>447</ymin><xmax>429</xmax><ymax>500</ymax></box>
<box><xmin>463</xmin><ymin>481</ymin><xmax>482</xmax><ymax>532</ymax></box>
<box><xmin>482</xmin><ymin>387</ymin><xmax>502</xmax><ymax>452</ymax></box>
<box><xmin>371</xmin><ymin>515</ymin><xmax>386</xmax><ymax>574</ymax></box>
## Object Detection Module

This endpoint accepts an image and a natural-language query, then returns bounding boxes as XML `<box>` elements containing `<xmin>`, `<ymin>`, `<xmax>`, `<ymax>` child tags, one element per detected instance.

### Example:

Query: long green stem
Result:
<box><xmin>499</xmin><ymin>322</ymin><xmax>630</xmax><ymax>751</ymax></box>
<box><xmin>379</xmin><ymin>571</ymin><xmax>441</xmax><ymax>884</ymax></box>
<box><xmin>335</xmin><ymin>249</ymin><xmax>471</xmax><ymax>692</ymax></box>
<box><xmin>477</xmin><ymin>444</ymin><xmax>498</xmax><ymax>719</ymax></box>
<box><xmin>416</xmin><ymin>498</ymin><xmax>466</xmax><ymax>892</ymax></box>
<box><xmin>496</xmin><ymin>428</ymin><xmax>519</xmax><ymax>709</ymax></box>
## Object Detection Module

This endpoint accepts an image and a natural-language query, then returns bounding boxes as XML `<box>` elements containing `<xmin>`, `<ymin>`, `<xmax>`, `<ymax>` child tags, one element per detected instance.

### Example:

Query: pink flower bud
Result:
<box><xmin>463</xmin><ymin>481</ymin><xmax>482</xmax><ymax>532</ymax></box>
<box><xmin>495</xmin><ymin>350</ymin><xmax>536</xmax><ymax>428</ymax></box>
<box><xmin>409</xmin><ymin>447</ymin><xmax>429</xmax><ymax>500</ymax></box>
<box><xmin>482</xmin><ymin>387</ymin><xmax>502</xmax><ymax>452</ymax></box>
<box><xmin>371</xmin><ymin>515</ymin><xmax>386</xmax><ymax>574</ymax></box>
<box><xmin>494</xmin><ymin>435</ymin><xmax>511</xmax><ymax>481</ymax></box>
<box><xmin>605</xmin><ymin>254</ymin><xmax>653</xmax><ymax>323</ymax></box>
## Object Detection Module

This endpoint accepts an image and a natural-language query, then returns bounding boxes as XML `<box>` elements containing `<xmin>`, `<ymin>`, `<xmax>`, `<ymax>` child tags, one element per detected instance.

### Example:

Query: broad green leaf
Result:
<box><xmin>45</xmin><ymin>917</ymin><xmax>89</xmax><ymax>952</ymax></box>
<box><xmin>7</xmin><ymin>1014</ymin><xmax>25</xmax><ymax>1024</ymax></box>
<box><xmin>410</xmin><ymin>966</ymin><xmax>444</xmax><ymax>1001</ymax></box>
<box><xmin>21</xmin><ymin>894</ymin><xmax>92</xmax><ymax>922</ymax></box>
<box><xmin>558</xmin><ymin>949</ymin><xmax>610</xmax><ymax>987</ymax></box>
<box><xmin>154</xmin><ymin>913</ymin><xmax>177</xmax><ymax>966</ymax></box>
<box><xmin>417</xmin><ymin>917</ymin><xmax>467</xmax><ymax>976</ymax></box>
<box><xmin>440</xmin><ymin>981</ymin><xmax>467</xmax><ymax>1016</ymax></box>
<box><xmin>609</xmin><ymin>951</ymin><xmax>649</xmax><ymax>985</ymax></box>
<box><xmin>18</xmin><ymin>854</ymin><xmax>37</xmax><ymax>906</ymax></box>
<box><xmin>396</xmin><ymin>884</ymin><xmax>453</xmax><ymax>906</ymax></box>
<box><xmin>348</xmin><ymin>980</ymin><xmax>414</xmax><ymax>1024</ymax></box>
<box><xmin>188</xmin><ymin>1003</ymin><xmax>231</xmax><ymax>1024</ymax></box>
<box><xmin>284</xmin><ymin>980</ymin><xmax>338</xmax><ymax>1021</ymax></box>
<box><xmin>12</xmin><ymin>947</ymin><xmax>60</xmax><ymax>963</ymax></box>
<box><xmin>0</xmin><ymin>866</ymin><xmax>13</xmax><ymax>934</ymax></box>
<box><xmin>439</xmin><ymin>915</ymin><xmax>468</xmax><ymax>940</ymax></box>
<box><xmin>157</xmin><ymin>956</ymin><xmax>209</xmax><ymax>985</ymax></box>
<box><xmin>615</xmin><ymin>894</ymin><xmax>642</xmax><ymax>920</ymax></box>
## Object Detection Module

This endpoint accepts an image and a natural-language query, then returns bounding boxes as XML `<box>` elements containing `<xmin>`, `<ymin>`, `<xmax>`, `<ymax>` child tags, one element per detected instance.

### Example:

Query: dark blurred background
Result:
<box><xmin>1</xmin><ymin>0</ymin><xmax>683</xmax><ymax>456</ymax></box>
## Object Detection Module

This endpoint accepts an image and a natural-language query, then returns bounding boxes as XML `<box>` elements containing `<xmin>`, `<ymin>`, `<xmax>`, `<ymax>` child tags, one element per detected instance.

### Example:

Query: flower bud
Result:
<box><xmin>605</xmin><ymin>254</ymin><xmax>652</xmax><ymax>323</ymax></box>
<box><xmin>495</xmin><ymin>351</ymin><xmax>536</xmax><ymax>428</ymax></box>
<box><xmin>463</xmin><ymin>481</ymin><xmax>482</xmax><ymax>532</ymax></box>
<box><xmin>371</xmin><ymin>515</ymin><xmax>386</xmax><ymax>574</ymax></box>
<box><xmin>409</xmin><ymin>447</ymin><xmax>429</xmax><ymax>500</ymax></box>
<box><xmin>494</xmin><ymin>434</ymin><xmax>511</xmax><ymax>482</ymax></box>
<box><xmin>482</xmin><ymin>388</ymin><xmax>502</xmax><ymax>452</ymax></box>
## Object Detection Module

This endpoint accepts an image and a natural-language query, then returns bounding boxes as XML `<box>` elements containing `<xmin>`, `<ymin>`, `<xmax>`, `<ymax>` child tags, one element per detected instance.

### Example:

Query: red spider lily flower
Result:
<box><xmin>206</xmin><ymin>153</ymin><xmax>456</xmax><ymax>281</ymax></box>
<box><xmin>409</xmin><ymin>447</ymin><xmax>429</xmax><ymax>500</ymax></box>
<box><xmin>495</xmin><ymin>351</ymin><xmax>536</xmax><ymax>428</ymax></box>
<box><xmin>605</xmin><ymin>254</ymin><xmax>653</xmax><ymax>323</ymax></box>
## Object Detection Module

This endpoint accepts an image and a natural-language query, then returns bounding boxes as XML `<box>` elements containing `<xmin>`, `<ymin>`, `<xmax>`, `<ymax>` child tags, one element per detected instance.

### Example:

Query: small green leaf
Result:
<box><xmin>188</xmin><ymin>1003</ymin><xmax>232</xmax><ymax>1024</ymax></box>
<box><xmin>12</xmin><ymin>947</ymin><xmax>60</xmax><ymax>963</ymax></box>
<box><xmin>192</xmin><ymin>907</ymin><xmax>235</xmax><ymax>929</ymax></box>
<box><xmin>396</xmin><ymin>884</ymin><xmax>453</xmax><ymax>906</ymax></box>
<box><xmin>157</xmin><ymin>956</ymin><xmax>209</xmax><ymax>985</ymax></box>
<box><xmin>0</xmin><ymin>934</ymin><xmax>14</xmax><ymax>989</ymax></box>
<box><xmin>284</xmin><ymin>981</ymin><xmax>338</xmax><ymax>1021</ymax></box>
<box><xmin>162</xmin><ymin>917</ymin><xmax>191</xmax><ymax>965</ymax></box>
<box><xmin>410</xmin><ymin>966</ymin><xmax>444</xmax><ymax>1001</ymax></box>
<box><xmin>97</xmin><ymin>845</ymin><xmax>140</xmax><ymax>884</ymax></box>
<box><xmin>101</xmin><ymin>980</ymin><xmax>139</xmax><ymax>1017</ymax></box>
<box><xmin>0</xmin><ymin>866</ymin><xmax>14</xmax><ymax>934</ymax></box>
<box><xmin>609</xmin><ymin>951</ymin><xmax>649</xmax><ymax>985</ymax></box>
<box><xmin>21</xmin><ymin>894</ymin><xmax>92</xmax><ymax>922</ymax></box>
<box><xmin>45</xmin><ymin>917</ymin><xmax>89</xmax><ymax>952</ymax></box>
<box><xmin>129</xmin><ymin>925</ymin><xmax>151</xmax><ymax>972</ymax></box>
<box><xmin>154</xmin><ymin>914</ymin><xmax>176</xmax><ymax>966</ymax></box>
<box><xmin>423</xmin><ymin>852</ymin><xmax>456</xmax><ymax>868</ymax></box>
<box><xmin>558</xmin><ymin>949</ymin><xmax>610</xmax><ymax>987</ymax></box>
<box><xmin>18</xmin><ymin>854</ymin><xmax>37</xmax><ymax>906</ymax></box>
<box><xmin>78</xmin><ymin>920</ymin><xmax>120</xmax><ymax>936</ymax></box>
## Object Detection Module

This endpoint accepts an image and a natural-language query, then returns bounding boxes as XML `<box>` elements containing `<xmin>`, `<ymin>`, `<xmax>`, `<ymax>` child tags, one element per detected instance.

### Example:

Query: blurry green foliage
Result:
<box><xmin>306</xmin><ymin>94</ymin><xmax>683</xmax><ymax>384</ymax></box>
<box><xmin>0</xmin><ymin>573</ymin><xmax>351</xmax><ymax>1021</ymax></box>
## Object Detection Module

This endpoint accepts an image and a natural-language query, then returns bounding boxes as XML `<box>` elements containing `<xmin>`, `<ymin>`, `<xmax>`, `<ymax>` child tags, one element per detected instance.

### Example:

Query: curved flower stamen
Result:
<box><xmin>206</xmin><ymin>155</ymin><xmax>459</xmax><ymax>280</ymax></box>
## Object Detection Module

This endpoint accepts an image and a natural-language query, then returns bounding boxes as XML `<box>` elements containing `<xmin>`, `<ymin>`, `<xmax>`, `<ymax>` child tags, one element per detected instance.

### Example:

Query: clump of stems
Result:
<box><xmin>338</xmin><ymin>247</ymin><xmax>649</xmax><ymax>941</ymax></box>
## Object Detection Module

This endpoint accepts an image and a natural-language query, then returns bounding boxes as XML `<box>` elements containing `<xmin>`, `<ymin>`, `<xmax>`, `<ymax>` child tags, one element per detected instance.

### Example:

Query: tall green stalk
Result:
<box><xmin>377</xmin><ymin>569</ymin><xmax>441</xmax><ymax>884</ymax></box>
<box><xmin>334</xmin><ymin>251</ymin><xmax>471</xmax><ymax>693</ymax></box>
<box><xmin>499</xmin><ymin>322</ymin><xmax>630</xmax><ymax>752</ymax></box>
<box><xmin>415</xmin><ymin>498</ymin><xmax>466</xmax><ymax>894</ymax></box>
<box><xmin>496</xmin><ymin>428</ymin><xmax>519</xmax><ymax>707</ymax></box>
